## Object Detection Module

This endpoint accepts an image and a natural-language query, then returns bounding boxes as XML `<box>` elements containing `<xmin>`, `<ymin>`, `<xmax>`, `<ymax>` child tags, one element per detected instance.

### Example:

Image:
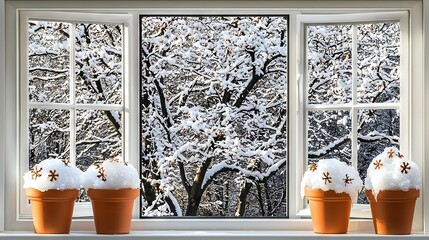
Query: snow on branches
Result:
<box><xmin>141</xmin><ymin>16</ymin><xmax>287</xmax><ymax>217</ymax></box>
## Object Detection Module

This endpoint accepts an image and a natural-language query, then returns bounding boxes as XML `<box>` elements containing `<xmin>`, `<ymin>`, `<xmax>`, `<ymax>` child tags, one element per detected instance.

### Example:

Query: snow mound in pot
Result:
<box><xmin>301</xmin><ymin>158</ymin><xmax>363</xmax><ymax>199</ymax></box>
<box><xmin>365</xmin><ymin>147</ymin><xmax>421</xmax><ymax>198</ymax></box>
<box><xmin>82</xmin><ymin>158</ymin><xmax>140</xmax><ymax>190</ymax></box>
<box><xmin>23</xmin><ymin>158</ymin><xmax>83</xmax><ymax>192</ymax></box>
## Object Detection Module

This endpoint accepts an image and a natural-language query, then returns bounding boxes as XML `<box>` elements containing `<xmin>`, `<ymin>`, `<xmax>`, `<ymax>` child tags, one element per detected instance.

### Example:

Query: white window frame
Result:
<box><xmin>1</xmin><ymin>0</ymin><xmax>427</xmax><ymax>237</ymax></box>
<box><xmin>18</xmin><ymin>11</ymin><xmax>135</xmax><ymax>218</ymax></box>
<box><xmin>295</xmin><ymin>11</ymin><xmax>410</xmax><ymax>219</ymax></box>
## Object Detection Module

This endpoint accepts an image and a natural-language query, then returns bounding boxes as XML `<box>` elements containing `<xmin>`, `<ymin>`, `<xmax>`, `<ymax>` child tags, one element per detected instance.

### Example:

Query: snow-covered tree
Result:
<box><xmin>141</xmin><ymin>16</ymin><xmax>288</xmax><ymax>216</ymax></box>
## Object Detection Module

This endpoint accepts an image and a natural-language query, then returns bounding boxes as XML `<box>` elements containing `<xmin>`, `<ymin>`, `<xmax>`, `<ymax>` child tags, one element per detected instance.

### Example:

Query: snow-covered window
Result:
<box><xmin>140</xmin><ymin>16</ymin><xmax>288</xmax><ymax>217</ymax></box>
<box><xmin>304</xmin><ymin>17</ymin><xmax>406</xmax><ymax>208</ymax></box>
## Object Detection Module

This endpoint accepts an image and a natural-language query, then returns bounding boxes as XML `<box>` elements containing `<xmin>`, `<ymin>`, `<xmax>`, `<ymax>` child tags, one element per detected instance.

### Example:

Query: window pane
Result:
<box><xmin>357</xmin><ymin>22</ymin><xmax>400</xmax><ymax>103</ymax></box>
<box><xmin>307</xmin><ymin>25</ymin><xmax>352</xmax><ymax>104</ymax></box>
<box><xmin>75</xmin><ymin>23</ymin><xmax>123</xmax><ymax>104</ymax></box>
<box><xmin>141</xmin><ymin>16</ymin><xmax>288</xmax><ymax>217</ymax></box>
<box><xmin>28</xmin><ymin>21</ymin><xmax>70</xmax><ymax>103</ymax></box>
<box><xmin>76</xmin><ymin>109</ymin><xmax>122</xmax><ymax>172</ymax></box>
<box><xmin>308</xmin><ymin>110</ymin><xmax>351</xmax><ymax>163</ymax></box>
<box><xmin>29</xmin><ymin>109</ymin><xmax>70</xmax><ymax>169</ymax></box>
<box><xmin>357</xmin><ymin>109</ymin><xmax>399</xmax><ymax>203</ymax></box>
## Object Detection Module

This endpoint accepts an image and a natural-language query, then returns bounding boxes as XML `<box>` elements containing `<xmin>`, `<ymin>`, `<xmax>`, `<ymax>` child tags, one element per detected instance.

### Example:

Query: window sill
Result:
<box><xmin>0</xmin><ymin>231</ymin><xmax>426</xmax><ymax>239</ymax></box>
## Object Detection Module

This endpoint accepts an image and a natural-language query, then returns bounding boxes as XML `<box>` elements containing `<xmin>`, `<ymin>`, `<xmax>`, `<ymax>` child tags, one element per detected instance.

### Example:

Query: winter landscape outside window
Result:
<box><xmin>140</xmin><ymin>16</ymin><xmax>288</xmax><ymax>217</ymax></box>
<box><xmin>26</xmin><ymin>20</ymin><xmax>124</xmax><ymax>202</ymax></box>
<box><xmin>24</xmin><ymin>16</ymin><xmax>402</xmax><ymax>218</ymax></box>
<box><xmin>306</xmin><ymin>22</ymin><xmax>401</xmax><ymax>204</ymax></box>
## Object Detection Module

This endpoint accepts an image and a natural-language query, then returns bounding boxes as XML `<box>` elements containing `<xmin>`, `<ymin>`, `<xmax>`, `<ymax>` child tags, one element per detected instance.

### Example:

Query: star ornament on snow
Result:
<box><xmin>343</xmin><ymin>174</ymin><xmax>354</xmax><ymax>186</ymax></box>
<box><xmin>322</xmin><ymin>172</ymin><xmax>332</xmax><ymax>185</ymax></box>
<box><xmin>373</xmin><ymin>159</ymin><xmax>383</xmax><ymax>170</ymax></box>
<box><xmin>97</xmin><ymin>167</ymin><xmax>107</xmax><ymax>181</ymax></box>
<box><xmin>400</xmin><ymin>162</ymin><xmax>411</xmax><ymax>174</ymax></box>
<box><xmin>397</xmin><ymin>152</ymin><xmax>404</xmax><ymax>158</ymax></box>
<box><xmin>31</xmin><ymin>166</ymin><xmax>43</xmax><ymax>180</ymax></box>
<box><xmin>308</xmin><ymin>163</ymin><xmax>317</xmax><ymax>172</ymax></box>
<box><xmin>387</xmin><ymin>149</ymin><xmax>396</xmax><ymax>158</ymax></box>
<box><xmin>48</xmin><ymin>170</ymin><xmax>59</xmax><ymax>181</ymax></box>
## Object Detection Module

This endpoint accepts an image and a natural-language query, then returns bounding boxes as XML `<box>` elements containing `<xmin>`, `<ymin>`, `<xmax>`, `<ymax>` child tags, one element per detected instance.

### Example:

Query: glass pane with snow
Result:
<box><xmin>28</xmin><ymin>21</ymin><xmax>70</xmax><ymax>103</ymax></box>
<box><xmin>307</xmin><ymin>25</ymin><xmax>352</xmax><ymax>105</ymax></box>
<box><xmin>357</xmin><ymin>22</ymin><xmax>400</xmax><ymax>104</ymax></box>
<box><xmin>75</xmin><ymin>23</ymin><xmax>123</xmax><ymax>105</ymax></box>
<box><xmin>308</xmin><ymin>110</ymin><xmax>351</xmax><ymax>164</ymax></box>
<box><xmin>357</xmin><ymin>109</ymin><xmax>400</xmax><ymax>203</ymax></box>
<box><xmin>29</xmin><ymin>108</ymin><xmax>70</xmax><ymax>169</ymax></box>
<box><xmin>140</xmin><ymin>16</ymin><xmax>288</xmax><ymax>217</ymax></box>
<box><xmin>76</xmin><ymin>109</ymin><xmax>122</xmax><ymax>172</ymax></box>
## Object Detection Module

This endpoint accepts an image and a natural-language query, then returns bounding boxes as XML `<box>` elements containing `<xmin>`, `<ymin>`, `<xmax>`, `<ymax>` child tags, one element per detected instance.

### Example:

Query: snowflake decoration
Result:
<box><xmin>387</xmin><ymin>149</ymin><xmax>395</xmax><ymax>158</ymax></box>
<box><xmin>343</xmin><ymin>174</ymin><xmax>354</xmax><ymax>186</ymax></box>
<box><xmin>97</xmin><ymin>167</ymin><xmax>107</xmax><ymax>181</ymax></box>
<box><xmin>400</xmin><ymin>162</ymin><xmax>411</xmax><ymax>174</ymax></box>
<box><xmin>373</xmin><ymin>159</ymin><xmax>383</xmax><ymax>170</ymax></box>
<box><xmin>397</xmin><ymin>152</ymin><xmax>404</xmax><ymax>158</ymax></box>
<box><xmin>31</xmin><ymin>166</ymin><xmax>43</xmax><ymax>180</ymax></box>
<box><xmin>322</xmin><ymin>172</ymin><xmax>332</xmax><ymax>185</ymax></box>
<box><xmin>308</xmin><ymin>163</ymin><xmax>317</xmax><ymax>172</ymax></box>
<box><xmin>62</xmin><ymin>159</ymin><xmax>71</xmax><ymax>167</ymax></box>
<box><xmin>48</xmin><ymin>170</ymin><xmax>59</xmax><ymax>181</ymax></box>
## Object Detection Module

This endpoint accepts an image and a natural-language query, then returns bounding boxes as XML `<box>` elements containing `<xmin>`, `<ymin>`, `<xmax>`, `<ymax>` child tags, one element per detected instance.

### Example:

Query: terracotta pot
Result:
<box><xmin>305</xmin><ymin>188</ymin><xmax>352</xmax><ymax>234</ymax></box>
<box><xmin>87</xmin><ymin>188</ymin><xmax>139</xmax><ymax>234</ymax></box>
<box><xmin>25</xmin><ymin>188</ymin><xmax>79</xmax><ymax>234</ymax></box>
<box><xmin>365</xmin><ymin>189</ymin><xmax>419</xmax><ymax>235</ymax></box>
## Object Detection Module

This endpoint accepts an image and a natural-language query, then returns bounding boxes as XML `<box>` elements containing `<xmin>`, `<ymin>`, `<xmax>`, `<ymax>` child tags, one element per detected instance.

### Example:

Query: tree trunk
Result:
<box><xmin>256</xmin><ymin>183</ymin><xmax>265</xmax><ymax>216</ymax></box>
<box><xmin>185</xmin><ymin>196</ymin><xmax>202</xmax><ymax>216</ymax></box>
<box><xmin>235</xmin><ymin>181</ymin><xmax>253</xmax><ymax>216</ymax></box>
<box><xmin>263</xmin><ymin>182</ymin><xmax>273</xmax><ymax>215</ymax></box>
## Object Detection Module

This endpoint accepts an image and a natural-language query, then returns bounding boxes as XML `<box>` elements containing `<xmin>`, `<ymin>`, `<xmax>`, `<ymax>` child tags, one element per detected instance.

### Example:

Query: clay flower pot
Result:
<box><xmin>365</xmin><ymin>189</ymin><xmax>419</xmax><ymax>235</ymax></box>
<box><xmin>305</xmin><ymin>188</ymin><xmax>352</xmax><ymax>234</ymax></box>
<box><xmin>23</xmin><ymin>159</ymin><xmax>82</xmax><ymax>234</ymax></box>
<box><xmin>26</xmin><ymin>188</ymin><xmax>79</xmax><ymax>234</ymax></box>
<box><xmin>87</xmin><ymin>188</ymin><xmax>139</xmax><ymax>234</ymax></box>
<box><xmin>364</xmin><ymin>147</ymin><xmax>421</xmax><ymax>234</ymax></box>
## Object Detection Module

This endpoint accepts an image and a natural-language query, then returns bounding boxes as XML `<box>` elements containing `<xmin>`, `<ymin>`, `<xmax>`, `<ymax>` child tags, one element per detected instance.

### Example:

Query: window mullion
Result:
<box><xmin>351</xmin><ymin>24</ymin><xmax>358</xmax><ymax>170</ymax></box>
<box><xmin>69</xmin><ymin>22</ymin><xmax>76</xmax><ymax>165</ymax></box>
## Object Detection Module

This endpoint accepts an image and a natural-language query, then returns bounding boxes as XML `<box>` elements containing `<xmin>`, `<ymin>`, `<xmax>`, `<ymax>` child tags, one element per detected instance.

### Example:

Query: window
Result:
<box><xmin>306</xmin><ymin>21</ymin><xmax>403</xmax><ymax>204</ymax></box>
<box><xmin>1</xmin><ymin>0</ymin><xmax>427</xmax><ymax>235</ymax></box>
<box><xmin>18</xmin><ymin>11</ymin><xmax>132</xmax><ymax>217</ymax></box>
<box><xmin>140</xmin><ymin>16</ymin><xmax>288</xmax><ymax>217</ymax></box>
<box><xmin>297</xmin><ymin>12</ymin><xmax>410</xmax><ymax>218</ymax></box>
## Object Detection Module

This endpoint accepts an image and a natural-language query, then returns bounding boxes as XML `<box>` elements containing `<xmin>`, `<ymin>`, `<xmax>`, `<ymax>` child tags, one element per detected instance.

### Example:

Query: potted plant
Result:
<box><xmin>23</xmin><ymin>158</ymin><xmax>82</xmax><ymax>234</ymax></box>
<box><xmin>82</xmin><ymin>158</ymin><xmax>140</xmax><ymax>234</ymax></box>
<box><xmin>301</xmin><ymin>159</ymin><xmax>363</xmax><ymax>234</ymax></box>
<box><xmin>365</xmin><ymin>147</ymin><xmax>421</xmax><ymax>235</ymax></box>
